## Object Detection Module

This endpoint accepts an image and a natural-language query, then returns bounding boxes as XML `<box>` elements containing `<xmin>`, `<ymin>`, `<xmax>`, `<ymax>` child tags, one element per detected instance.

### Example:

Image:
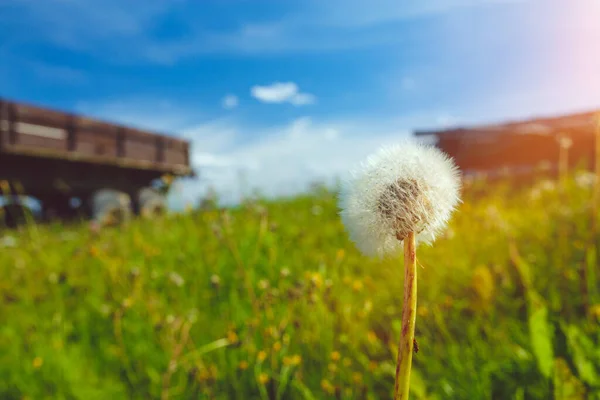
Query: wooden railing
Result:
<box><xmin>0</xmin><ymin>98</ymin><xmax>192</xmax><ymax>175</ymax></box>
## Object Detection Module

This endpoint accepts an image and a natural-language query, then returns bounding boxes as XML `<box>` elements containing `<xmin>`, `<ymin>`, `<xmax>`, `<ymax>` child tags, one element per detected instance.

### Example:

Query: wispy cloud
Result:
<box><xmin>251</xmin><ymin>82</ymin><xmax>316</xmax><ymax>106</ymax></box>
<box><xmin>180</xmin><ymin>111</ymin><xmax>464</xmax><ymax>204</ymax></box>
<box><xmin>221</xmin><ymin>94</ymin><xmax>239</xmax><ymax>110</ymax></box>
<box><xmin>0</xmin><ymin>0</ymin><xmax>531</xmax><ymax>64</ymax></box>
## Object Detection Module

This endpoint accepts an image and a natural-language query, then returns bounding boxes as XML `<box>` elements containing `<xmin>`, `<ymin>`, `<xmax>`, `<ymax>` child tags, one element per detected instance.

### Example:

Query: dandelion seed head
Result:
<box><xmin>339</xmin><ymin>140</ymin><xmax>461</xmax><ymax>256</ymax></box>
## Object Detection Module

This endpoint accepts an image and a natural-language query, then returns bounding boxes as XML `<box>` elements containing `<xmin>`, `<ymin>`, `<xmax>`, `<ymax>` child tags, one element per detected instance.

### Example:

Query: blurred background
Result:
<box><xmin>2</xmin><ymin>0</ymin><xmax>599</xmax><ymax>208</ymax></box>
<box><xmin>1</xmin><ymin>1</ymin><xmax>600</xmax><ymax>399</ymax></box>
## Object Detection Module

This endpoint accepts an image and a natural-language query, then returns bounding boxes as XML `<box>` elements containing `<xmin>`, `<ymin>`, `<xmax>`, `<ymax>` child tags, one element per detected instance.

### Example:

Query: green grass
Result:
<box><xmin>1</xmin><ymin>173</ymin><xmax>600</xmax><ymax>399</ymax></box>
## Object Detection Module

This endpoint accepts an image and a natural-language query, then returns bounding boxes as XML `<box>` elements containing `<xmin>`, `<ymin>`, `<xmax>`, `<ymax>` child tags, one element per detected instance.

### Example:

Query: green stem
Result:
<box><xmin>394</xmin><ymin>231</ymin><xmax>417</xmax><ymax>400</ymax></box>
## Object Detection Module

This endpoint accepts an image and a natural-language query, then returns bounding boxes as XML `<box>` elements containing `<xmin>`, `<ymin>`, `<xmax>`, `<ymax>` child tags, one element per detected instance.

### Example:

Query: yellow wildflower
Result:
<box><xmin>284</xmin><ymin>354</ymin><xmax>302</xmax><ymax>366</ymax></box>
<box><xmin>227</xmin><ymin>330</ymin><xmax>239</xmax><ymax>344</ymax></box>
<box><xmin>32</xmin><ymin>357</ymin><xmax>43</xmax><ymax>369</ymax></box>
<box><xmin>321</xmin><ymin>379</ymin><xmax>335</xmax><ymax>395</ymax></box>
<box><xmin>238</xmin><ymin>360</ymin><xmax>249</xmax><ymax>370</ymax></box>
<box><xmin>198</xmin><ymin>367</ymin><xmax>210</xmax><ymax>382</ymax></box>
<box><xmin>89</xmin><ymin>246</ymin><xmax>100</xmax><ymax>258</ymax></box>
<box><xmin>367</xmin><ymin>331</ymin><xmax>378</xmax><ymax>344</ymax></box>
<box><xmin>330</xmin><ymin>351</ymin><xmax>341</xmax><ymax>361</ymax></box>
<box><xmin>352</xmin><ymin>280</ymin><xmax>363</xmax><ymax>292</ymax></box>
<box><xmin>264</xmin><ymin>325</ymin><xmax>277</xmax><ymax>338</ymax></box>
<box><xmin>257</xmin><ymin>351</ymin><xmax>267</xmax><ymax>362</ymax></box>
<box><xmin>590</xmin><ymin>304</ymin><xmax>600</xmax><ymax>320</ymax></box>
<box><xmin>273</xmin><ymin>341</ymin><xmax>282</xmax><ymax>352</ymax></box>
<box><xmin>352</xmin><ymin>372</ymin><xmax>363</xmax><ymax>384</ymax></box>
<box><xmin>258</xmin><ymin>373</ymin><xmax>269</xmax><ymax>385</ymax></box>
<box><xmin>310</xmin><ymin>272</ymin><xmax>323</xmax><ymax>289</ymax></box>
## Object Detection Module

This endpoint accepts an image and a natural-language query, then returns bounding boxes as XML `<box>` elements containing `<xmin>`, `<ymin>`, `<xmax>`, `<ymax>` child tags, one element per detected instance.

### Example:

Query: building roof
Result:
<box><xmin>414</xmin><ymin>109</ymin><xmax>600</xmax><ymax>139</ymax></box>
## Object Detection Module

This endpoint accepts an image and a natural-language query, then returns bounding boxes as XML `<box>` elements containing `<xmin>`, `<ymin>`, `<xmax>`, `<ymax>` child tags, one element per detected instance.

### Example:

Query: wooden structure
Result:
<box><xmin>414</xmin><ymin>109</ymin><xmax>600</xmax><ymax>179</ymax></box>
<box><xmin>0</xmin><ymin>98</ymin><xmax>194</xmax><ymax>224</ymax></box>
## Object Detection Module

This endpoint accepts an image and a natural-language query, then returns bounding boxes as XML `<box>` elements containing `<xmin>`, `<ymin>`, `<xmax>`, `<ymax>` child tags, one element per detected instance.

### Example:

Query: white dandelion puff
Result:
<box><xmin>338</xmin><ymin>140</ymin><xmax>462</xmax><ymax>398</ymax></box>
<box><xmin>338</xmin><ymin>140</ymin><xmax>461</xmax><ymax>257</ymax></box>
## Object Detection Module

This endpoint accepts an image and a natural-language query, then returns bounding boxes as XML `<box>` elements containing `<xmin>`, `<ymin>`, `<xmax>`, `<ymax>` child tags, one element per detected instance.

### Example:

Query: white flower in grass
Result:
<box><xmin>575</xmin><ymin>171</ymin><xmax>596</xmax><ymax>188</ymax></box>
<box><xmin>339</xmin><ymin>140</ymin><xmax>461</xmax><ymax>257</ymax></box>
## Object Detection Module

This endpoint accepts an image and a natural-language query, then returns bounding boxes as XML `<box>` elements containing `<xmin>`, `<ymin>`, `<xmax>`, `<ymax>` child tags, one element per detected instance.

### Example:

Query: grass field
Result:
<box><xmin>1</xmin><ymin>172</ymin><xmax>600</xmax><ymax>399</ymax></box>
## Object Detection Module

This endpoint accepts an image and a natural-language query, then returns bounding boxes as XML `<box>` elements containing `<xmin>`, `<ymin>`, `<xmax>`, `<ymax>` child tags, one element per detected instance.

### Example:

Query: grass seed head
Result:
<box><xmin>339</xmin><ymin>140</ymin><xmax>461</xmax><ymax>256</ymax></box>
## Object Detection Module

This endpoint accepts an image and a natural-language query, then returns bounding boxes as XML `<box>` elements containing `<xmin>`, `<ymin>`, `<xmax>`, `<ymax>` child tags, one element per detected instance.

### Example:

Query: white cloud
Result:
<box><xmin>179</xmin><ymin>119</ymin><xmax>239</xmax><ymax>153</ymax></box>
<box><xmin>251</xmin><ymin>82</ymin><xmax>297</xmax><ymax>103</ymax></box>
<box><xmin>435</xmin><ymin>113</ymin><xmax>460</xmax><ymax>127</ymax></box>
<box><xmin>251</xmin><ymin>82</ymin><xmax>316</xmax><ymax>106</ymax></box>
<box><xmin>181</xmin><ymin>113</ymin><xmax>447</xmax><ymax>205</ymax></box>
<box><xmin>221</xmin><ymin>94</ymin><xmax>239</xmax><ymax>110</ymax></box>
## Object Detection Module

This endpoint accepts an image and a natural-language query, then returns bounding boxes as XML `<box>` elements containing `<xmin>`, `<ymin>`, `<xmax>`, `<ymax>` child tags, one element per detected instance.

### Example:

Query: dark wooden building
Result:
<box><xmin>1</xmin><ymin>98</ymin><xmax>195</xmax><ymax>225</ymax></box>
<box><xmin>414</xmin><ymin>109</ymin><xmax>600</xmax><ymax>179</ymax></box>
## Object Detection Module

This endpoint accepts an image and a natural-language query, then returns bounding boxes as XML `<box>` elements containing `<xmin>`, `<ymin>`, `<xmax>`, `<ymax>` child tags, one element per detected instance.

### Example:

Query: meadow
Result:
<box><xmin>1</xmin><ymin>171</ymin><xmax>599</xmax><ymax>400</ymax></box>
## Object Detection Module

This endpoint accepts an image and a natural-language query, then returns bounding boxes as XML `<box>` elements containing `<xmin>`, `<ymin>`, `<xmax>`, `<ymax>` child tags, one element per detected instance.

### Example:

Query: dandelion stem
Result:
<box><xmin>394</xmin><ymin>231</ymin><xmax>417</xmax><ymax>400</ymax></box>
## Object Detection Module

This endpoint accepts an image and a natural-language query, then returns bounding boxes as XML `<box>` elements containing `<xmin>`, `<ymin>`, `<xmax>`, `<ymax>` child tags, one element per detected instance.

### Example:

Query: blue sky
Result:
<box><xmin>2</xmin><ymin>0</ymin><xmax>600</xmax><ymax>205</ymax></box>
